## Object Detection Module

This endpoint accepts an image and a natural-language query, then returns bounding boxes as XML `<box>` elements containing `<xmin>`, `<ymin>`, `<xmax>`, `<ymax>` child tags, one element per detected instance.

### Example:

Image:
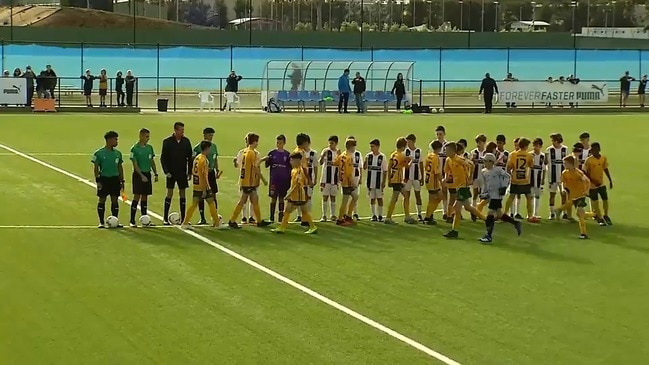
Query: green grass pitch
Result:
<box><xmin>1</xmin><ymin>113</ymin><xmax>648</xmax><ymax>365</ymax></box>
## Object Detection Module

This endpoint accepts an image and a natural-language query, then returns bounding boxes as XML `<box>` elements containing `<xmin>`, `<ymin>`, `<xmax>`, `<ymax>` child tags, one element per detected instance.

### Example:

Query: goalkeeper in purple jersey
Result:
<box><xmin>264</xmin><ymin>134</ymin><xmax>292</xmax><ymax>222</ymax></box>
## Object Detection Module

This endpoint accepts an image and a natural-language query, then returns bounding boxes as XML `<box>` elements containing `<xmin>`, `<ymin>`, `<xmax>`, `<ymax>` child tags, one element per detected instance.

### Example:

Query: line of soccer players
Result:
<box><xmin>93</xmin><ymin>123</ymin><xmax>613</xmax><ymax>241</ymax></box>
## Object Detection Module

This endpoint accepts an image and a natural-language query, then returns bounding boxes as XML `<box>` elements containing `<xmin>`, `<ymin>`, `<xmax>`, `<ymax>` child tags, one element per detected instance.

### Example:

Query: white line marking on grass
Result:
<box><xmin>0</xmin><ymin>142</ymin><xmax>461</xmax><ymax>365</ymax></box>
<box><xmin>0</xmin><ymin>225</ymin><xmax>175</xmax><ymax>229</ymax></box>
<box><xmin>0</xmin><ymin>152</ymin><xmax>238</xmax><ymax>159</ymax></box>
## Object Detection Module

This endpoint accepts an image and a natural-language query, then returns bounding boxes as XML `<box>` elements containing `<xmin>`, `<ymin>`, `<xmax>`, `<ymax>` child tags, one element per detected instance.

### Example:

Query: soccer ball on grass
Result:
<box><xmin>168</xmin><ymin>212</ymin><xmax>181</xmax><ymax>225</ymax></box>
<box><xmin>106</xmin><ymin>216</ymin><xmax>120</xmax><ymax>228</ymax></box>
<box><xmin>139</xmin><ymin>215</ymin><xmax>152</xmax><ymax>226</ymax></box>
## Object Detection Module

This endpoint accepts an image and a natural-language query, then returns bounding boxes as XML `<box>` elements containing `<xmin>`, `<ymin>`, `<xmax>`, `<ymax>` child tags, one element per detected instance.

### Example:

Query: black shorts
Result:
<box><xmin>97</xmin><ymin>176</ymin><xmax>121</xmax><ymax>198</ymax></box>
<box><xmin>389</xmin><ymin>183</ymin><xmax>403</xmax><ymax>192</ymax></box>
<box><xmin>488</xmin><ymin>199</ymin><xmax>503</xmax><ymax>211</ymax></box>
<box><xmin>83</xmin><ymin>89</ymin><xmax>92</xmax><ymax>96</ymax></box>
<box><xmin>208</xmin><ymin>170</ymin><xmax>218</xmax><ymax>193</ymax></box>
<box><xmin>192</xmin><ymin>189</ymin><xmax>214</xmax><ymax>199</ymax></box>
<box><xmin>132</xmin><ymin>171</ymin><xmax>153</xmax><ymax>196</ymax></box>
<box><xmin>428</xmin><ymin>189</ymin><xmax>440</xmax><ymax>195</ymax></box>
<box><xmin>269</xmin><ymin>181</ymin><xmax>290</xmax><ymax>198</ymax></box>
<box><xmin>288</xmin><ymin>200</ymin><xmax>306</xmax><ymax>206</ymax></box>
<box><xmin>241</xmin><ymin>186</ymin><xmax>257</xmax><ymax>194</ymax></box>
<box><xmin>342</xmin><ymin>187</ymin><xmax>355</xmax><ymax>196</ymax></box>
<box><xmin>509</xmin><ymin>184</ymin><xmax>531</xmax><ymax>196</ymax></box>
<box><xmin>589</xmin><ymin>186</ymin><xmax>608</xmax><ymax>201</ymax></box>
<box><xmin>99</xmin><ymin>89</ymin><xmax>107</xmax><ymax>96</ymax></box>
<box><xmin>166</xmin><ymin>172</ymin><xmax>189</xmax><ymax>189</ymax></box>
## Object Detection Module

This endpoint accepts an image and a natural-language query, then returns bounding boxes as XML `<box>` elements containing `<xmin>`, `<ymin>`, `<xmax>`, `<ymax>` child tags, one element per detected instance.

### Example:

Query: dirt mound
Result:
<box><xmin>0</xmin><ymin>6</ymin><xmax>193</xmax><ymax>29</ymax></box>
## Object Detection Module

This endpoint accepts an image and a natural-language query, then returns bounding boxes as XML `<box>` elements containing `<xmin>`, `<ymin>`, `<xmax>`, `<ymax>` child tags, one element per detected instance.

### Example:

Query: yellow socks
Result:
<box><xmin>182</xmin><ymin>202</ymin><xmax>199</xmax><ymax>225</ymax></box>
<box><xmin>280</xmin><ymin>212</ymin><xmax>290</xmax><ymax>229</ymax></box>
<box><xmin>426</xmin><ymin>198</ymin><xmax>441</xmax><ymax>219</ymax></box>
<box><xmin>578</xmin><ymin>214</ymin><xmax>587</xmax><ymax>235</ymax></box>
<box><xmin>302</xmin><ymin>211</ymin><xmax>316</xmax><ymax>228</ymax></box>
<box><xmin>207</xmin><ymin>200</ymin><xmax>219</xmax><ymax>225</ymax></box>
<box><xmin>230</xmin><ymin>203</ymin><xmax>244</xmax><ymax>222</ymax></box>
<box><xmin>476</xmin><ymin>199</ymin><xmax>488</xmax><ymax>212</ymax></box>
<box><xmin>452</xmin><ymin>211</ymin><xmax>460</xmax><ymax>230</ymax></box>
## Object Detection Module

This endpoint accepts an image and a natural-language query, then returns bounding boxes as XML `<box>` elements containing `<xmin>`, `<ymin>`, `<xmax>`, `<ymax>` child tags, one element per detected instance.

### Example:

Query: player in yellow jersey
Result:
<box><xmin>443</xmin><ymin>142</ymin><xmax>486</xmax><ymax>238</ymax></box>
<box><xmin>384</xmin><ymin>137</ymin><xmax>412</xmax><ymax>224</ymax></box>
<box><xmin>181</xmin><ymin>141</ymin><xmax>226</xmax><ymax>229</ymax></box>
<box><xmin>228</xmin><ymin>133</ymin><xmax>272</xmax><ymax>229</ymax></box>
<box><xmin>333</xmin><ymin>138</ymin><xmax>358</xmax><ymax>226</ymax></box>
<box><xmin>271</xmin><ymin>152</ymin><xmax>318</xmax><ymax>234</ymax></box>
<box><xmin>583</xmin><ymin>142</ymin><xmax>613</xmax><ymax>226</ymax></box>
<box><xmin>423</xmin><ymin>140</ymin><xmax>444</xmax><ymax>225</ymax></box>
<box><xmin>504</xmin><ymin>138</ymin><xmax>538</xmax><ymax>223</ymax></box>
<box><xmin>555</xmin><ymin>155</ymin><xmax>593</xmax><ymax>239</ymax></box>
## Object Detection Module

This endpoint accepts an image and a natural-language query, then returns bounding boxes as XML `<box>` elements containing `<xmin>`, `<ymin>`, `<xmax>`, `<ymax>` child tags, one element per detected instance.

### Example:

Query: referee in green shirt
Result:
<box><xmin>92</xmin><ymin>131</ymin><xmax>124</xmax><ymax>228</ymax></box>
<box><xmin>129</xmin><ymin>128</ymin><xmax>159</xmax><ymax>226</ymax></box>
<box><xmin>194</xmin><ymin>127</ymin><xmax>220</xmax><ymax>225</ymax></box>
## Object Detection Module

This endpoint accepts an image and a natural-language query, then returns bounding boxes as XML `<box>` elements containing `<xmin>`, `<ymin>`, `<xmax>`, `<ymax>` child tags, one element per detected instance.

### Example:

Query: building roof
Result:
<box><xmin>512</xmin><ymin>20</ymin><xmax>550</xmax><ymax>27</ymax></box>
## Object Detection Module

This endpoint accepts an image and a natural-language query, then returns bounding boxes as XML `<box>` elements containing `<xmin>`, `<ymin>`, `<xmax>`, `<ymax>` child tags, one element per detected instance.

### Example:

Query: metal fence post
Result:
<box><xmin>301</xmin><ymin>46</ymin><xmax>304</xmax><ymax>61</ymax></box>
<box><xmin>371</xmin><ymin>46</ymin><xmax>374</xmax><ymax>61</ymax></box>
<box><xmin>1</xmin><ymin>39</ymin><xmax>4</xmax><ymax>74</ymax></box>
<box><xmin>173</xmin><ymin>78</ymin><xmax>177</xmax><ymax>112</ymax></box>
<box><xmin>57</xmin><ymin>79</ymin><xmax>61</xmax><ymax>108</ymax></box>
<box><xmin>419</xmin><ymin>79</ymin><xmax>422</xmax><ymax>105</ymax></box>
<box><xmin>639</xmin><ymin>49</ymin><xmax>642</xmax><ymax>77</ymax></box>
<box><xmin>109</xmin><ymin>78</ymin><xmax>113</xmax><ymax>107</ymax></box>
<box><xmin>219</xmin><ymin>78</ymin><xmax>223</xmax><ymax>110</ymax></box>
<box><xmin>135</xmin><ymin>78</ymin><xmax>139</xmax><ymax>107</ymax></box>
<box><xmin>442</xmin><ymin>81</ymin><xmax>446</xmax><ymax>109</ymax></box>
<box><xmin>438</xmin><ymin>47</ymin><xmax>442</xmax><ymax>96</ymax></box>
<box><xmin>573</xmin><ymin>48</ymin><xmax>577</xmax><ymax>76</ymax></box>
<box><xmin>506</xmin><ymin>47</ymin><xmax>510</xmax><ymax>74</ymax></box>
<box><xmin>229</xmin><ymin>45</ymin><xmax>233</xmax><ymax>71</ymax></box>
<box><xmin>156</xmin><ymin>43</ymin><xmax>160</xmax><ymax>95</ymax></box>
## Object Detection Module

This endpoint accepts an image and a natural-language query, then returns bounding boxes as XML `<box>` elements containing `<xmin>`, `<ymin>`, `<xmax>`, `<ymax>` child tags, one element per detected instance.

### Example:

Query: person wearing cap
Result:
<box><xmin>125</xmin><ymin>70</ymin><xmax>136</xmax><ymax>107</ymax></box>
<box><xmin>2</xmin><ymin>70</ymin><xmax>9</xmax><ymax>77</ymax></box>
<box><xmin>476</xmin><ymin>153</ymin><xmax>522</xmax><ymax>243</ymax></box>
<box><xmin>45</xmin><ymin>64</ymin><xmax>57</xmax><ymax>99</ymax></box>
<box><xmin>23</xmin><ymin>65</ymin><xmax>36</xmax><ymax>106</ymax></box>
<box><xmin>81</xmin><ymin>69</ymin><xmax>96</xmax><ymax>107</ymax></box>
<box><xmin>223</xmin><ymin>70</ymin><xmax>242</xmax><ymax>111</ymax></box>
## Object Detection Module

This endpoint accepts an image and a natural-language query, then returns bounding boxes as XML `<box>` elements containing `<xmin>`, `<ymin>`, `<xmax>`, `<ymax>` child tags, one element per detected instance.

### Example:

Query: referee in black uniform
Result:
<box><xmin>161</xmin><ymin>122</ymin><xmax>193</xmax><ymax>225</ymax></box>
<box><xmin>479</xmin><ymin>73</ymin><xmax>499</xmax><ymax>113</ymax></box>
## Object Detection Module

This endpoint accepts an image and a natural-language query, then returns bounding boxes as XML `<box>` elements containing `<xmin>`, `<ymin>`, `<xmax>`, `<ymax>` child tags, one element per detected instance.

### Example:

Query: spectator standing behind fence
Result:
<box><xmin>338</xmin><ymin>69</ymin><xmax>351</xmax><ymax>114</ymax></box>
<box><xmin>479</xmin><ymin>73</ymin><xmax>498</xmax><ymax>114</ymax></box>
<box><xmin>391</xmin><ymin>73</ymin><xmax>406</xmax><ymax>111</ymax></box>
<box><xmin>36</xmin><ymin>71</ymin><xmax>50</xmax><ymax>99</ymax></box>
<box><xmin>290</xmin><ymin>64</ymin><xmax>302</xmax><ymax>91</ymax></box>
<box><xmin>125</xmin><ymin>70</ymin><xmax>136</xmax><ymax>107</ymax></box>
<box><xmin>352</xmin><ymin>72</ymin><xmax>366</xmax><ymax>113</ymax></box>
<box><xmin>45</xmin><ymin>65</ymin><xmax>57</xmax><ymax>98</ymax></box>
<box><xmin>115</xmin><ymin>71</ymin><xmax>125</xmax><ymax>107</ymax></box>
<box><xmin>23</xmin><ymin>66</ymin><xmax>36</xmax><ymax>107</ymax></box>
<box><xmin>503</xmin><ymin>73</ymin><xmax>518</xmax><ymax>108</ymax></box>
<box><xmin>638</xmin><ymin>74</ymin><xmax>647</xmax><ymax>108</ymax></box>
<box><xmin>619</xmin><ymin>71</ymin><xmax>635</xmax><ymax>108</ymax></box>
<box><xmin>99</xmin><ymin>69</ymin><xmax>108</xmax><ymax>107</ymax></box>
<box><xmin>222</xmin><ymin>70</ymin><xmax>242</xmax><ymax>111</ymax></box>
<box><xmin>81</xmin><ymin>69</ymin><xmax>96</xmax><ymax>107</ymax></box>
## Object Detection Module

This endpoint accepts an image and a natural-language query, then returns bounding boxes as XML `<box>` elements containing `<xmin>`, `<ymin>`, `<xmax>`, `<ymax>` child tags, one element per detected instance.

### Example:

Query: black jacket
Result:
<box><xmin>479</xmin><ymin>77</ymin><xmax>498</xmax><ymax>95</ymax></box>
<box><xmin>160</xmin><ymin>134</ymin><xmax>193</xmax><ymax>175</ymax></box>
<box><xmin>352</xmin><ymin>77</ymin><xmax>366</xmax><ymax>94</ymax></box>
<box><xmin>391</xmin><ymin>80</ymin><xmax>406</xmax><ymax>96</ymax></box>
<box><xmin>125</xmin><ymin>76</ymin><xmax>136</xmax><ymax>91</ymax></box>
<box><xmin>115</xmin><ymin>76</ymin><xmax>124</xmax><ymax>91</ymax></box>
<box><xmin>23</xmin><ymin>70</ymin><xmax>36</xmax><ymax>88</ymax></box>
<box><xmin>225</xmin><ymin>75</ymin><xmax>242</xmax><ymax>92</ymax></box>
<box><xmin>45</xmin><ymin>69</ymin><xmax>57</xmax><ymax>90</ymax></box>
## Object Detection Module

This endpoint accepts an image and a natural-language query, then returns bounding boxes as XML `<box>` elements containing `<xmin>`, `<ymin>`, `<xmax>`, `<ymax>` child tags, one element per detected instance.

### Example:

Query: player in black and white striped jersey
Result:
<box><xmin>403</xmin><ymin>134</ymin><xmax>425</xmax><ymax>223</ymax></box>
<box><xmin>319</xmin><ymin>136</ymin><xmax>339</xmax><ymax>222</ymax></box>
<box><xmin>347</xmin><ymin>136</ymin><xmax>364</xmax><ymax>220</ymax></box>
<box><xmin>431</xmin><ymin>126</ymin><xmax>449</xmax><ymax>219</ymax></box>
<box><xmin>297</xmin><ymin>137</ymin><xmax>318</xmax><ymax>225</ymax></box>
<box><xmin>545</xmin><ymin>133</ymin><xmax>569</xmax><ymax>220</ymax></box>
<box><xmin>530</xmin><ymin>138</ymin><xmax>546</xmax><ymax>219</ymax></box>
<box><xmin>577</xmin><ymin>132</ymin><xmax>591</xmax><ymax>167</ymax></box>
<box><xmin>365</xmin><ymin>139</ymin><xmax>388</xmax><ymax>221</ymax></box>
<box><xmin>470</xmin><ymin>134</ymin><xmax>487</xmax><ymax>211</ymax></box>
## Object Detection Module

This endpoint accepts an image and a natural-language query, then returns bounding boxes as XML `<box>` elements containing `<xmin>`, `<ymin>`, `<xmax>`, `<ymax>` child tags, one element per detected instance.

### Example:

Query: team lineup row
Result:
<box><xmin>91</xmin><ymin>123</ymin><xmax>612</xmax><ymax>241</ymax></box>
